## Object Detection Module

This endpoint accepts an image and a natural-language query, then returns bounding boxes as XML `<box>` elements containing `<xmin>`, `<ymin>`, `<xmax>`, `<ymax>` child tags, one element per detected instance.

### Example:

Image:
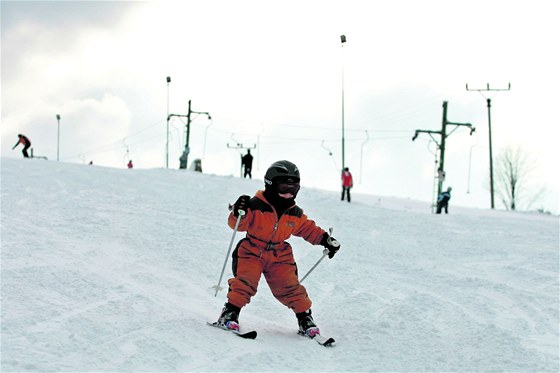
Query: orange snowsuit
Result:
<box><xmin>227</xmin><ymin>190</ymin><xmax>326</xmax><ymax>313</ymax></box>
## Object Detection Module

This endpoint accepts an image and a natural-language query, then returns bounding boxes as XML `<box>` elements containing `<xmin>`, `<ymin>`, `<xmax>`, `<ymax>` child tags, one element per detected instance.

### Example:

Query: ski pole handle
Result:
<box><xmin>212</xmin><ymin>209</ymin><xmax>245</xmax><ymax>297</ymax></box>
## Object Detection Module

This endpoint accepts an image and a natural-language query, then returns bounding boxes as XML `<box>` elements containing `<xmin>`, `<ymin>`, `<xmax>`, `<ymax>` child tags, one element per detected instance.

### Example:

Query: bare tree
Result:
<box><xmin>495</xmin><ymin>146</ymin><xmax>542</xmax><ymax>211</ymax></box>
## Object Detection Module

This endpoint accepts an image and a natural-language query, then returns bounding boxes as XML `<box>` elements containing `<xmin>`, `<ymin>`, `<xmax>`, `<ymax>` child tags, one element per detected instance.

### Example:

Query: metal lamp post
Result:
<box><xmin>56</xmin><ymin>114</ymin><xmax>61</xmax><ymax>161</ymax></box>
<box><xmin>340</xmin><ymin>35</ymin><xmax>346</xmax><ymax>171</ymax></box>
<box><xmin>166</xmin><ymin>76</ymin><xmax>171</xmax><ymax>168</ymax></box>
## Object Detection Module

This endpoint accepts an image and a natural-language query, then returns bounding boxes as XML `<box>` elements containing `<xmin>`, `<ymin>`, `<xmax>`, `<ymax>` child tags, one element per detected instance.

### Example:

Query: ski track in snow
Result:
<box><xmin>1</xmin><ymin>158</ymin><xmax>558</xmax><ymax>372</ymax></box>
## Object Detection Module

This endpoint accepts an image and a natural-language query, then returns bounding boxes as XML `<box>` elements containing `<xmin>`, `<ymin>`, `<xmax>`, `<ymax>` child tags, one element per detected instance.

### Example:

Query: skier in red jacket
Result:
<box><xmin>341</xmin><ymin>167</ymin><xmax>353</xmax><ymax>202</ymax></box>
<box><xmin>216</xmin><ymin>160</ymin><xmax>341</xmax><ymax>338</ymax></box>
<box><xmin>12</xmin><ymin>134</ymin><xmax>31</xmax><ymax>158</ymax></box>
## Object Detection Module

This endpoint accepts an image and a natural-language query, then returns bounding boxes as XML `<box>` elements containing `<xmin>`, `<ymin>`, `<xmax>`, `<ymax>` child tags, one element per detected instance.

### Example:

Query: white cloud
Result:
<box><xmin>2</xmin><ymin>0</ymin><xmax>558</xmax><ymax>213</ymax></box>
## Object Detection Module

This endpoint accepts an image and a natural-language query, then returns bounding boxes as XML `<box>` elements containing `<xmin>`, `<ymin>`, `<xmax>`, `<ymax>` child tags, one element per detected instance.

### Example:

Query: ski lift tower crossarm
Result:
<box><xmin>227</xmin><ymin>142</ymin><xmax>256</xmax><ymax>177</ymax></box>
<box><xmin>412</xmin><ymin>101</ymin><xmax>475</xmax><ymax>205</ymax></box>
<box><xmin>169</xmin><ymin>100</ymin><xmax>211</xmax><ymax>170</ymax></box>
<box><xmin>167</xmin><ymin>113</ymin><xmax>188</xmax><ymax>167</ymax></box>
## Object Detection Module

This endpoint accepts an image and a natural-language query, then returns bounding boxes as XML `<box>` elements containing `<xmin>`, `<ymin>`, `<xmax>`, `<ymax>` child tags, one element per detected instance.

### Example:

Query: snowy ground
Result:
<box><xmin>1</xmin><ymin>157</ymin><xmax>558</xmax><ymax>372</ymax></box>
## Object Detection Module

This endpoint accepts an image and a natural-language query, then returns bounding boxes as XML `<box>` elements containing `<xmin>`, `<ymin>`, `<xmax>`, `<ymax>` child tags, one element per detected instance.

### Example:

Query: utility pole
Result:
<box><xmin>165</xmin><ymin>76</ymin><xmax>171</xmax><ymax>169</ymax></box>
<box><xmin>56</xmin><ymin>114</ymin><xmax>61</xmax><ymax>161</ymax></box>
<box><xmin>412</xmin><ymin>101</ymin><xmax>475</xmax><ymax>206</ymax></box>
<box><xmin>466</xmin><ymin>83</ymin><xmax>511</xmax><ymax>209</ymax></box>
<box><xmin>227</xmin><ymin>142</ymin><xmax>256</xmax><ymax>177</ymax></box>
<box><xmin>184</xmin><ymin>99</ymin><xmax>192</xmax><ymax>169</ymax></box>
<box><xmin>169</xmin><ymin>99</ymin><xmax>211</xmax><ymax>169</ymax></box>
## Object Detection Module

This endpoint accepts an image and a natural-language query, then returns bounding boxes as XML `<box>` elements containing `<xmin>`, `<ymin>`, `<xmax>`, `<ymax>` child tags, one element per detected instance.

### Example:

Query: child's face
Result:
<box><xmin>275</xmin><ymin>177</ymin><xmax>300</xmax><ymax>199</ymax></box>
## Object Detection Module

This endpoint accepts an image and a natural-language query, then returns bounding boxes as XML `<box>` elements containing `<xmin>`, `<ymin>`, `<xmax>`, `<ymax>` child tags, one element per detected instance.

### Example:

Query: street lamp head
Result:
<box><xmin>56</xmin><ymin>114</ymin><xmax>61</xmax><ymax>120</ymax></box>
<box><xmin>166</xmin><ymin>76</ymin><xmax>171</xmax><ymax>83</ymax></box>
<box><xmin>340</xmin><ymin>35</ymin><xmax>346</xmax><ymax>43</ymax></box>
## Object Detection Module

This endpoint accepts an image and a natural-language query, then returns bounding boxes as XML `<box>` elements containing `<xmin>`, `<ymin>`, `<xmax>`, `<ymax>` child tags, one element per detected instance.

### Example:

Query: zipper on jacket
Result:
<box><xmin>260</xmin><ymin>193</ymin><xmax>295</xmax><ymax>250</ymax></box>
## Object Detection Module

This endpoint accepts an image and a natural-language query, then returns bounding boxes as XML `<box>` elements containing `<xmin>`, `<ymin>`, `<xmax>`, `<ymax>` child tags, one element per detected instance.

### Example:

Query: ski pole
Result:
<box><xmin>299</xmin><ymin>249</ymin><xmax>328</xmax><ymax>284</ymax></box>
<box><xmin>300</xmin><ymin>227</ymin><xmax>338</xmax><ymax>284</ymax></box>
<box><xmin>212</xmin><ymin>209</ymin><xmax>245</xmax><ymax>297</ymax></box>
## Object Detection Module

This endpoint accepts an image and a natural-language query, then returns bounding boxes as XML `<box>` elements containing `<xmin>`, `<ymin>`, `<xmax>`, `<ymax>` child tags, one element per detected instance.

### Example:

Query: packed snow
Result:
<box><xmin>1</xmin><ymin>157</ymin><xmax>558</xmax><ymax>372</ymax></box>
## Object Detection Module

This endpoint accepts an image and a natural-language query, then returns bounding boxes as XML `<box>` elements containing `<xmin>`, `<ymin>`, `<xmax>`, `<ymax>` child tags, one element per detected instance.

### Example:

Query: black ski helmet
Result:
<box><xmin>264</xmin><ymin>160</ymin><xmax>300</xmax><ymax>185</ymax></box>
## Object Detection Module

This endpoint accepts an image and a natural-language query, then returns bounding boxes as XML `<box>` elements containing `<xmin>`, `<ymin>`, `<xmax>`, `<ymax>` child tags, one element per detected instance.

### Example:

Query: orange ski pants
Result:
<box><xmin>227</xmin><ymin>238</ymin><xmax>312</xmax><ymax>313</ymax></box>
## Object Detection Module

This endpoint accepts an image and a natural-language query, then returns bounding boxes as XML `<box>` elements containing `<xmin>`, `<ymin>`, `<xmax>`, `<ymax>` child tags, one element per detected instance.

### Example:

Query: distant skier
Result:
<box><xmin>241</xmin><ymin>149</ymin><xmax>253</xmax><ymax>178</ymax></box>
<box><xmin>341</xmin><ymin>167</ymin><xmax>353</xmax><ymax>202</ymax></box>
<box><xmin>12</xmin><ymin>134</ymin><xmax>31</xmax><ymax>158</ymax></box>
<box><xmin>436</xmin><ymin>187</ymin><xmax>452</xmax><ymax>214</ymax></box>
<box><xmin>216</xmin><ymin>160</ymin><xmax>341</xmax><ymax>338</ymax></box>
<box><xmin>127</xmin><ymin>160</ymin><xmax>133</xmax><ymax>169</ymax></box>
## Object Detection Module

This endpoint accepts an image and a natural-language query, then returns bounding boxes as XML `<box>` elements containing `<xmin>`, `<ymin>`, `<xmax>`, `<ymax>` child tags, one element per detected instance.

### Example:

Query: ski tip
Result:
<box><xmin>240</xmin><ymin>330</ymin><xmax>258</xmax><ymax>339</ymax></box>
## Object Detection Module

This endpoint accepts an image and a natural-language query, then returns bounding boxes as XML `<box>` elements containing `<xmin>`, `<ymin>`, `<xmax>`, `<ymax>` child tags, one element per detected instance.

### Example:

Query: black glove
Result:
<box><xmin>232</xmin><ymin>195</ymin><xmax>250</xmax><ymax>217</ymax></box>
<box><xmin>320</xmin><ymin>232</ymin><xmax>340</xmax><ymax>259</ymax></box>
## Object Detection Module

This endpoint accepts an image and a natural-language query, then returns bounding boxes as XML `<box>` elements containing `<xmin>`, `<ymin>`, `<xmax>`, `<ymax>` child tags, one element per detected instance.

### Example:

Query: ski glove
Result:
<box><xmin>232</xmin><ymin>195</ymin><xmax>251</xmax><ymax>217</ymax></box>
<box><xmin>320</xmin><ymin>232</ymin><xmax>340</xmax><ymax>259</ymax></box>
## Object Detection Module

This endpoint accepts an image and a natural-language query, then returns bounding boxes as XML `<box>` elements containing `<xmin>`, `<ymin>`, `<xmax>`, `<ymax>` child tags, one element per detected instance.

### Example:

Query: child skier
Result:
<box><xmin>436</xmin><ymin>186</ymin><xmax>452</xmax><ymax>214</ymax></box>
<box><xmin>216</xmin><ymin>160</ymin><xmax>341</xmax><ymax>338</ymax></box>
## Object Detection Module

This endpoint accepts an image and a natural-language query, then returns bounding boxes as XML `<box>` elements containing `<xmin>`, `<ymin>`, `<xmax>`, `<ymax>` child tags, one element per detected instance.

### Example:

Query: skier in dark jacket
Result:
<box><xmin>241</xmin><ymin>149</ymin><xmax>253</xmax><ymax>178</ymax></box>
<box><xmin>215</xmin><ymin>160</ymin><xmax>341</xmax><ymax>339</ymax></box>
<box><xmin>436</xmin><ymin>187</ymin><xmax>452</xmax><ymax>214</ymax></box>
<box><xmin>12</xmin><ymin>134</ymin><xmax>31</xmax><ymax>158</ymax></box>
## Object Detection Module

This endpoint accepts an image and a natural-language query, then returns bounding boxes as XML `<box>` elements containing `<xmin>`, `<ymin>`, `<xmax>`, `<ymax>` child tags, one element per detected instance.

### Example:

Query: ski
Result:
<box><xmin>299</xmin><ymin>330</ymin><xmax>336</xmax><ymax>347</ymax></box>
<box><xmin>208</xmin><ymin>321</ymin><xmax>332</xmax><ymax>345</ymax></box>
<box><xmin>207</xmin><ymin>322</ymin><xmax>257</xmax><ymax>339</ymax></box>
<box><xmin>313</xmin><ymin>335</ymin><xmax>336</xmax><ymax>347</ymax></box>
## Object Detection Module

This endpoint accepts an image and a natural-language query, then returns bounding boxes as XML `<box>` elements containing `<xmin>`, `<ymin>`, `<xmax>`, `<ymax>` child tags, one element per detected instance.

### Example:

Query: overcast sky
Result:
<box><xmin>2</xmin><ymin>0</ymin><xmax>558</xmax><ymax>213</ymax></box>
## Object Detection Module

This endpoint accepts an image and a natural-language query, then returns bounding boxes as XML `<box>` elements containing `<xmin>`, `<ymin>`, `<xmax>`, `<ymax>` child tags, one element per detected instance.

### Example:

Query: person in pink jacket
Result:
<box><xmin>341</xmin><ymin>167</ymin><xmax>353</xmax><ymax>202</ymax></box>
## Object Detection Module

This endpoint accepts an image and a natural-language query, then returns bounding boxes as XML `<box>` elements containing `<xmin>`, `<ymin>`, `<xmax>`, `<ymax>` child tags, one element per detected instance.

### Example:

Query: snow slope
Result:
<box><xmin>1</xmin><ymin>157</ymin><xmax>558</xmax><ymax>372</ymax></box>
